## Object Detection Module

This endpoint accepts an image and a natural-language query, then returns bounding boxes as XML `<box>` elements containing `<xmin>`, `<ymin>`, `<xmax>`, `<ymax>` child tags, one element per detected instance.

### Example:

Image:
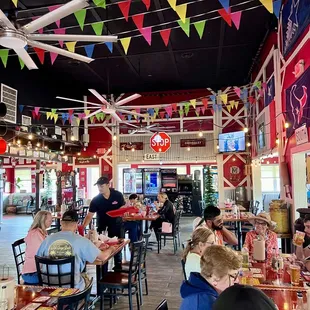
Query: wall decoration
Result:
<box><xmin>180</xmin><ymin>139</ymin><xmax>206</xmax><ymax>147</ymax></box>
<box><xmin>258</xmin><ymin>123</ymin><xmax>266</xmax><ymax>149</ymax></box>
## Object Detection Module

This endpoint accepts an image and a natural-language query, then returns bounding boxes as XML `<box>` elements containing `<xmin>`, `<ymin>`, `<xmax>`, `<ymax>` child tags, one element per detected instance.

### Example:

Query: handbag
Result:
<box><xmin>162</xmin><ymin>221</ymin><xmax>173</xmax><ymax>233</ymax></box>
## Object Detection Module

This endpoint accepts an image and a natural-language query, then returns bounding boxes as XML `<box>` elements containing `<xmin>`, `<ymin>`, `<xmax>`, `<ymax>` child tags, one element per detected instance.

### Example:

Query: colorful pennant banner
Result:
<box><xmin>194</xmin><ymin>20</ymin><xmax>206</xmax><ymax>39</ymax></box>
<box><xmin>93</xmin><ymin>0</ymin><xmax>106</xmax><ymax>9</ymax></box>
<box><xmin>91</xmin><ymin>21</ymin><xmax>104</xmax><ymax>36</ymax></box>
<box><xmin>120</xmin><ymin>37</ymin><xmax>131</xmax><ymax>54</ymax></box>
<box><xmin>175</xmin><ymin>4</ymin><xmax>188</xmax><ymax>23</ymax></box>
<box><xmin>74</xmin><ymin>9</ymin><xmax>87</xmax><ymax>31</ymax></box>
<box><xmin>118</xmin><ymin>0</ymin><xmax>132</xmax><ymax>21</ymax></box>
<box><xmin>160</xmin><ymin>29</ymin><xmax>171</xmax><ymax>46</ymax></box>
<box><xmin>0</xmin><ymin>50</ymin><xmax>9</xmax><ymax>68</ymax></box>
<box><xmin>177</xmin><ymin>18</ymin><xmax>190</xmax><ymax>37</ymax></box>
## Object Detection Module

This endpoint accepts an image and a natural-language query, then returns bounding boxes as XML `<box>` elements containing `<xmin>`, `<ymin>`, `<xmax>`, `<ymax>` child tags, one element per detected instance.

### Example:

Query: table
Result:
<box><xmin>123</xmin><ymin>214</ymin><xmax>160</xmax><ymax>233</ymax></box>
<box><xmin>219</xmin><ymin>205</ymin><xmax>246</xmax><ymax>211</ymax></box>
<box><xmin>15</xmin><ymin>285</ymin><xmax>79</xmax><ymax>310</ymax></box>
<box><xmin>88</xmin><ymin>239</ymin><xmax>130</xmax><ymax>295</ymax></box>
<box><xmin>52</xmin><ymin>213</ymin><xmax>62</xmax><ymax>231</ymax></box>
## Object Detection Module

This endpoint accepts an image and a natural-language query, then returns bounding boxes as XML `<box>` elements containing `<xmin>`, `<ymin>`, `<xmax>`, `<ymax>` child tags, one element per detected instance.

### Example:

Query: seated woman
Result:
<box><xmin>243</xmin><ymin>212</ymin><xmax>278</xmax><ymax>262</ymax></box>
<box><xmin>213</xmin><ymin>284</ymin><xmax>278</xmax><ymax>310</ymax></box>
<box><xmin>180</xmin><ymin>245</ymin><xmax>241</xmax><ymax>310</ymax></box>
<box><xmin>182</xmin><ymin>227</ymin><xmax>215</xmax><ymax>277</ymax></box>
<box><xmin>22</xmin><ymin>210</ymin><xmax>53</xmax><ymax>284</ymax></box>
<box><xmin>150</xmin><ymin>193</ymin><xmax>175</xmax><ymax>241</ymax></box>
<box><xmin>295</xmin><ymin>215</ymin><xmax>310</xmax><ymax>267</ymax></box>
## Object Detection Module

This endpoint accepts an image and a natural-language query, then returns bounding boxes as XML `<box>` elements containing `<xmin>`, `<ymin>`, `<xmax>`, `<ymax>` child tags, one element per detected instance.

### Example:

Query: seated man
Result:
<box><xmin>37</xmin><ymin>210</ymin><xmax>108</xmax><ymax>290</ymax></box>
<box><xmin>296</xmin><ymin>215</ymin><xmax>310</xmax><ymax>266</ymax></box>
<box><xmin>193</xmin><ymin>205</ymin><xmax>238</xmax><ymax>246</ymax></box>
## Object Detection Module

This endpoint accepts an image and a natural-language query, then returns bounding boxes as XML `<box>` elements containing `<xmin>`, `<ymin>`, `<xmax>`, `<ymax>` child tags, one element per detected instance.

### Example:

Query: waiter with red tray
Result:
<box><xmin>82</xmin><ymin>176</ymin><xmax>125</xmax><ymax>271</ymax></box>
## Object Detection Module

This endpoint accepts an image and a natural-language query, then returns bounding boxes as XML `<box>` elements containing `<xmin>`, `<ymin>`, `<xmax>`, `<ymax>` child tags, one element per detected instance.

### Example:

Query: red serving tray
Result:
<box><xmin>107</xmin><ymin>207</ymin><xmax>138</xmax><ymax>217</ymax></box>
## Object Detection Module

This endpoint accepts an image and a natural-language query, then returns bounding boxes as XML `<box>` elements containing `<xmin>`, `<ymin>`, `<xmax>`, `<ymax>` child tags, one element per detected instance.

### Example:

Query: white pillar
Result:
<box><xmin>252</xmin><ymin>164</ymin><xmax>262</xmax><ymax>208</ymax></box>
<box><xmin>111</xmin><ymin>120</ymin><xmax>119</xmax><ymax>190</ymax></box>
<box><xmin>217</xmin><ymin>154</ymin><xmax>224</xmax><ymax>203</ymax></box>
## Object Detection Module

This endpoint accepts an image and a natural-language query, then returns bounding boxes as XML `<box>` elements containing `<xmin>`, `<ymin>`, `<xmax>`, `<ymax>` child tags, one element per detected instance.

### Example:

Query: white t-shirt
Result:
<box><xmin>185</xmin><ymin>252</ymin><xmax>201</xmax><ymax>278</ymax></box>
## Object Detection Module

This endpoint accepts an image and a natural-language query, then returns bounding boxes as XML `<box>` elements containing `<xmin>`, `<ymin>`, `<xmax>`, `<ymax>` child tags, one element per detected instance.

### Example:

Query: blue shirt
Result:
<box><xmin>37</xmin><ymin>231</ymin><xmax>100</xmax><ymax>290</ymax></box>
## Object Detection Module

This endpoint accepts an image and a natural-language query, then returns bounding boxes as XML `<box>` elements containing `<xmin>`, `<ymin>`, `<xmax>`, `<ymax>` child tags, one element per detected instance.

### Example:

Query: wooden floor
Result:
<box><xmin>0</xmin><ymin>214</ymin><xmax>194</xmax><ymax>310</ymax></box>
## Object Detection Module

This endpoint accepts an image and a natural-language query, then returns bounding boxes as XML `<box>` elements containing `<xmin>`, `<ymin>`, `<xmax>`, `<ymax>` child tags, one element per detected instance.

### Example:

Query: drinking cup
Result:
<box><xmin>289</xmin><ymin>264</ymin><xmax>301</xmax><ymax>286</ymax></box>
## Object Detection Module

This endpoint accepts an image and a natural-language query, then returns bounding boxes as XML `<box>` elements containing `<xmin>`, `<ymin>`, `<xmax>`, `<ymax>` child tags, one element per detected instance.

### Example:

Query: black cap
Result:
<box><xmin>62</xmin><ymin>210</ymin><xmax>79</xmax><ymax>222</ymax></box>
<box><xmin>94</xmin><ymin>176</ymin><xmax>109</xmax><ymax>186</ymax></box>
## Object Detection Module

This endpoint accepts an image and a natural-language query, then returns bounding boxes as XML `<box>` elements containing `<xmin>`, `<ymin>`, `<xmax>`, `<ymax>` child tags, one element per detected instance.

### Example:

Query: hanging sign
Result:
<box><xmin>143</xmin><ymin>153</ymin><xmax>160</xmax><ymax>161</ymax></box>
<box><xmin>296</xmin><ymin>125</ymin><xmax>308</xmax><ymax>145</ymax></box>
<box><xmin>150</xmin><ymin>132</ymin><xmax>171</xmax><ymax>153</ymax></box>
<box><xmin>120</xmin><ymin>142</ymin><xmax>143</xmax><ymax>151</ymax></box>
<box><xmin>75</xmin><ymin>157</ymin><xmax>99</xmax><ymax>165</ymax></box>
<box><xmin>180</xmin><ymin>138</ymin><xmax>206</xmax><ymax>147</ymax></box>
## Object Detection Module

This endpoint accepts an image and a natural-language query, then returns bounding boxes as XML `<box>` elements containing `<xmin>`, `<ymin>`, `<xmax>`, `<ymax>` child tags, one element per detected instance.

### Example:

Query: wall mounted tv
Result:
<box><xmin>218</xmin><ymin>131</ymin><xmax>246</xmax><ymax>152</ymax></box>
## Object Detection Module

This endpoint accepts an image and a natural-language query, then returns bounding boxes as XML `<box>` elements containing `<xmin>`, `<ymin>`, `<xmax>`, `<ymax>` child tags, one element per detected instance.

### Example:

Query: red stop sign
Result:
<box><xmin>150</xmin><ymin>132</ymin><xmax>171</xmax><ymax>153</ymax></box>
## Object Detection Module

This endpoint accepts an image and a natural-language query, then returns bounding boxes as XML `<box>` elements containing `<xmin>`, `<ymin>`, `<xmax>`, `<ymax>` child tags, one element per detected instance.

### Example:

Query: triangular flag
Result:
<box><xmin>165</xmin><ymin>113</ymin><xmax>170</xmax><ymax>120</ymax></box>
<box><xmin>51</xmin><ymin>108</ymin><xmax>57</xmax><ymax>114</ymax></box>
<box><xmin>120</xmin><ymin>37</ymin><xmax>131</xmax><ymax>54</ymax></box>
<box><xmin>33</xmin><ymin>47</ymin><xmax>45</xmax><ymax>64</ymax></box>
<box><xmin>74</xmin><ymin>9</ymin><xmax>87</xmax><ymax>30</ymax></box>
<box><xmin>84</xmin><ymin>44</ymin><xmax>95</xmax><ymax>58</ymax></box>
<box><xmin>11</xmin><ymin>0</ymin><xmax>18</xmax><ymax>7</ymax></box>
<box><xmin>50</xmin><ymin>52</ymin><xmax>58</xmax><ymax>65</ymax></box>
<box><xmin>160</xmin><ymin>29</ymin><xmax>171</xmax><ymax>46</ymax></box>
<box><xmin>31</xmin><ymin>111</ymin><xmax>37</xmax><ymax>120</ymax></box>
<box><xmin>273</xmin><ymin>0</ymin><xmax>281</xmax><ymax>18</ymax></box>
<box><xmin>55</xmin><ymin>20</ymin><xmax>60</xmax><ymax>28</ymax></box>
<box><xmin>48</xmin><ymin>5</ymin><xmax>61</xmax><ymax>12</ymax></box>
<box><xmin>66</xmin><ymin>42</ymin><xmax>77</xmax><ymax>53</ymax></box>
<box><xmin>184</xmin><ymin>102</ymin><xmax>190</xmax><ymax>116</ymax></box>
<box><xmin>140</xmin><ymin>27</ymin><xmax>152</xmax><ymax>45</ymax></box>
<box><xmin>190</xmin><ymin>99</ymin><xmax>196</xmax><ymax>108</ymax></box>
<box><xmin>53</xmin><ymin>114</ymin><xmax>59</xmax><ymax>123</ymax></box>
<box><xmin>84</xmin><ymin>110</ymin><xmax>90</xmax><ymax>116</ymax></box>
<box><xmin>195</xmin><ymin>107</ymin><xmax>200</xmax><ymax>116</ymax></box>
<box><xmin>245</xmin><ymin>102</ymin><xmax>250</xmax><ymax>110</ymax></box>
<box><xmin>38</xmin><ymin>28</ymin><xmax>43</xmax><ymax>34</ymax></box>
<box><xmin>76</xmin><ymin>118</ymin><xmax>81</xmax><ymax>126</ymax></box>
<box><xmin>132</xmin><ymin>13</ymin><xmax>144</xmax><ymax>30</ymax></box>
<box><xmin>53</xmin><ymin>28</ymin><xmax>66</xmax><ymax>48</ymax></box>
<box><xmin>219</xmin><ymin>0</ymin><xmax>230</xmax><ymax>12</ymax></box>
<box><xmin>127</xmin><ymin>114</ymin><xmax>132</xmax><ymax>121</ymax></box>
<box><xmin>142</xmin><ymin>0</ymin><xmax>151</xmax><ymax>10</ymax></box>
<box><xmin>262</xmin><ymin>82</ymin><xmax>267</xmax><ymax>90</ymax></box>
<box><xmin>202</xmin><ymin>98</ymin><xmax>208</xmax><ymax>108</ymax></box>
<box><xmin>259</xmin><ymin>0</ymin><xmax>273</xmax><ymax>13</ymax></box>
<box><xmin>212</xmin><ymin>104</ymin><xmax>217</xmax><ymax>111</ymax></box>
<box><xmin>254</xmin><ymin>81</ymin><xmax>262</xmax><ymax>89</ymax></box>
<box><xmin>175</xmin><ymin>4</ymin><xmax>187</xmax><ymax>23</ymax></box>
<box><xmin>201</xmin><ymin>106</ymin><xmax>206</xmax><ymax>114</ymax></box>
<box><xmin>219</xmin><ymin>94</ymin><xmax>228</xmax><ymax>104</ymax></box>
<box><xmin>210</xmin><ymin>95</ymin><xmax>216</xmax><ymax>103</ymax></box>
<box><xmin>172</xmin><ymin>103</ymin><xmax>178</xmax><ymax>112</ymax></box>
<box><xmin>90</xmin><ymin>115</ymin><xmax>96</xmax><ymax>124</ymax></box>
<box><xmin>194</xmin><ymin>20</ymin><xmax>206</xmax><ymax>39</ymax></box>
<box><xmin>227</xmin><ymin>105</ymin><xmax>232</xmax><ymax>113</ymax></box>
<box><xmin>46</xmin><ymin>112</ymin><xmax>52</xmax><ymax>120</ymax></box>
<box><xmin>34</xmin><ymin>107</ymin><xmax>40</xmax><ymax>115</ymax></box>
<box><xmin>154</xmin><ymin>107</ymin><xmax>159</xmax><ymax>116</ymax></box>
<box><xmin>19</xmin><ymin>105</ymin><xmax>24</xmax><ymax>113</ymax></box>
<box><xmin>179</xmin><ymin>109</ymin><xmax>184</xmax><ymax>117</ymax></box>
<box><xmin>91</xmin><ymin>21</ymin><xmax>104</xmax><ymax>35</ymax></box>
<box><xmin>118</xmin><ymin>0</ymin><xmax>132</xmax><ymax>21</ymax></box>
<box><xmin>231</xmin><ymin>11</ymin><xmax>242</xmax><ymax>30</ymax></box>
<box><xmin>165</xmin><ymin>106</ymin><xmax>172</xmax><ymax>117</ymax></box>
<box><xmin>93</xmin><ymin>0</ymin><xmax>106</xmax><ymax>8</ymax></box>
<box><xmin>218</xmin><ymin>8</ymin><xmax>232</xmax><ymax>27</ymax></box>
<box><xmin>167</xmin><ymin>0</ymin><xmax>177</xmax><ymax>10</ymax></box>
<box><xmin>229</xmin><ymin>100</ymin><xmax>235</xmax><ymax>109</ymax></box>
<box><xmin>234</xmin><ymin>87</ymin><xmax>241</xmax><ymax>98</ymax></box>
<box><xmin>105</xmin><ymin>42</ymin><xmax>113</xmax><ymax>53</ymax></box>
<box><xmin>159</xmin><ymin>111</ymin><xmax>165</xmax><ymax>119</ymax></box>
<box><xmin>177</xmin><ymin>18</ymin><xmax>190</xmax><ymax>37</ymax></box>
<box><xmin>18</xmin><ymin>57</ymin><xmax>25</xmax><ymax>69</ymax></box>
<box><xmin>235</xmin><ymin>101</ymin><xmax>239</xmax><ymax>109</ymax></box>
<box><xmin>0</xmin><ymin>50</ymin><xmax>9</xmax><ymax>68</ymax></box>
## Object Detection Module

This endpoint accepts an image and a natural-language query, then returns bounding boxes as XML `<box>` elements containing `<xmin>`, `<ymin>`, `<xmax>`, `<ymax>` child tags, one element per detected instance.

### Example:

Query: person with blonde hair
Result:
<box><xmin>182</xmin><ymin>227</ymin><xmax>215</xmax><ymax>277</ymax></box>
<box><xmin>180</xmin><ymin>245</ymin><xmax>241</xmax><ymax>310</ymax></box>
<box><xmin>22</xmin><ymin>210</ymin><xmax>53</xmax><ymax>284</ymax></box>
<box><xmin>150</xmin><ymin>192</ymin><xmax>175</xmax><ymax>241</ymax></box>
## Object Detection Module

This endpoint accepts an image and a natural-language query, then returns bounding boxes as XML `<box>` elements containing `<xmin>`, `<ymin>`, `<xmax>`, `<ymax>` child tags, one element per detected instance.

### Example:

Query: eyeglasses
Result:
<box><xmin>206</xmin><ymin>241</ymin><xmax>215</xmax><ymax>245</ymax></box>
<box><xmin>255</xmin><ymin>221</ymin><xmax>267</xmax><ymax>226</ymax></box>
<box><xmin>228</xmin><ymin>271</ymin><xmax>239</xmax><ymax>285</ymax></box>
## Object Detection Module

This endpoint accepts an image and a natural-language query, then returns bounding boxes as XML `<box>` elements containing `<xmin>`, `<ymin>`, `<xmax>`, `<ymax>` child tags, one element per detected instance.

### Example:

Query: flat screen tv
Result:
<box><xmin>218</xmin><ymin>131</ymin><xmax>246</xmax><ymax>152</ymax></box>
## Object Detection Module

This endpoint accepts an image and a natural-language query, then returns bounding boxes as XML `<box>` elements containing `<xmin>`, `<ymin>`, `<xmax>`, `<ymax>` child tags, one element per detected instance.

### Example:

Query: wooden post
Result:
<box><xmin>35</xmin><ymin>160</ymin><xmax>40</xmax><ymax>211</ymax></box>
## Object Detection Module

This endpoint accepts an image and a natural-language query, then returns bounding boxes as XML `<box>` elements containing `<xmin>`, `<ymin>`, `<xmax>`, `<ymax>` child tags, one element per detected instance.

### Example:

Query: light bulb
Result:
<box><xmin>36</xmin><ymin>142</ymin><xmax>41</xmax><ymax>147</ymax></box>
<box><xmin>247</xmin><ymin>142</ymin><xmax>251</xmax><ymax>147</ymax></box>
<box><xmin>142</xmin><ymin>159</ymin><xmax>145</xmax><ymax>163</ymax></box>
<box><xmin>284</xmin><ymin>122</ymin><xmax>289</xmax><ymax>129</ymax></box>
<box><xmin>131</xmin><ymin>148</ymin><xmax>135</xmax><ymax>152</ymax></box>
<box><xmin>71</xmin><ymin>136</ymin><xmax>75</xmax><ymax>141</ymax></box>
<box><xmin>28</xmin><ymin>134</ymin><xmax>33</xmax><ymax>140</ymax></box>
<box><xmin>232</xmin><ymin>158</ymin><xmax>236</xmax><ymax>161</ymax></box>
<box><xmin>8</xmin><ymin>143</ymin><xmax>11</xmax><ymax>147</ymax></box>
<box><xmin>93</xmin><ymin>155</ymin><xmax>97</xmax><ymax>158</ymax></box>
<box><xmin>160</xmin><ymin>161</ymin><xmax>162</xmax><ymax>165</ymax></box>
<box><xmin>113</xmin><ymin>134</ymin><xmax>117</xmax><ymax>141</ymax></box>
<box><xmin>267</xmin><ymin>160</ymin><xmax>270</xmax><ymax>164</ymax></box>
<box><xmin>77</xmin><ymin>152</ymin><xmax>81</xmax><ymax>156</ymax></box>
<box><xmin>83</xmin><ymin>147</ymin><xmax>86</xmax><ymax>151</ymax></box>
<box><xmin>17</xmin><ymin>139</ymin><xmax>21</xmax><ymax>145</ymax></box>
<box><xmin>198</xmin><ymin>131</ymin><xmax>203</xmax><ymax>137</ymax></box>
<box><xmin>187</xmin><ymin>147</ymin><xmax>191</xmax><ymax>151</ymax></box>
<box><xmin>126</xmin><ymin>157</ymin><xmax>128</xmax><ymax>162</ymax></box>
<box><xmin>243</xmin><ymin>127</ymin><xmax>249</xmax><ymax>133</ymax></box>
<box><xmin>44</xmin><ymin>146</ymin><xmax>48</xmax><ymax>150</ymax></box>
<box><xmin>61</xmin><ymin>151</ymin><xmax>64</xmax><ymax>155</ymax></box>
<box><xmin>35</xmin><ymin>147</ymin><xmax>38</xmax><ymax>151</ymax></box>
<box><xmin>60</xmin><ymin>144</ymin><xmax>63</xmax><ymax>150</ymax></box>
<box><xmin>216</xmin><ymin>145</ymin><xmax>220</xmax><ymax>150</ymax></box>
<box><xmin>276</xmin><ymin>138</ymin><xmax>280</xmax><ymax>145</ymax></box>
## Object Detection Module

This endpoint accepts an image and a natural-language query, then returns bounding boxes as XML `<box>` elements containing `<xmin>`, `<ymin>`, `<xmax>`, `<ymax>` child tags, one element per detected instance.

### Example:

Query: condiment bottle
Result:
<box><xmin>296</xmin><ymin>291</ymin><xmax>304</xmax><ymax>310</ymax></box>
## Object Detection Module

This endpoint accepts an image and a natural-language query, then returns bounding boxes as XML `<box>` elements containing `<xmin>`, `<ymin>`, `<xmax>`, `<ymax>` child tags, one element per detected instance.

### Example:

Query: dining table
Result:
<box><xmin>15</xmin><ymin>285</ymin><xmax>79</xmax><ymax>310</ymax></box>
<box><xmin>123</xmin><ymin>213</ymin><xmax>160</xmax><ymax>235</ymax></box>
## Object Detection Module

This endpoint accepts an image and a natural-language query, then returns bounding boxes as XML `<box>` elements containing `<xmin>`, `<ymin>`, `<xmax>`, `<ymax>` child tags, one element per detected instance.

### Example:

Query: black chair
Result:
<box><xmin>157</xmin><ymin>210</ymin><xmax>182</xmax><ymax>255</ymax></box>
<box><xmin>155</xmin><ymin>299</ymin><xmax>168</xmax><ymax>310</ymax></box>
<box><xmin>98</xmin><ymin>241</ymin><xmax>143</xmax><ymax>310</ymax></box>
<box><xmin>57</xmin><ymin>278</ymin><xmax>93</xmax><ymax>310</ymax></box>
<box><xmin>11</xmin><ymin>238</ymin><xmax>26</xmax><ymax>284</ymax></box>
<box><xmin>181</xmin><ymin>259</ymin><xmax>187</xmax><ymax>280</ymax></box>
<box><xmin>35</xmin><ymin>256</ymin><xmax>75</xmax><ymax>288</ymax></box>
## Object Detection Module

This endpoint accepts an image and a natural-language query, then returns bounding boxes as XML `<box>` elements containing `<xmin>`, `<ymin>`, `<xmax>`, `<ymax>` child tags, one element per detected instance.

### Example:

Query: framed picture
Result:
<box><xmin>258</xmin><ymin>123</ymin><xmax>266</xmax><ymax>149</ymax></box>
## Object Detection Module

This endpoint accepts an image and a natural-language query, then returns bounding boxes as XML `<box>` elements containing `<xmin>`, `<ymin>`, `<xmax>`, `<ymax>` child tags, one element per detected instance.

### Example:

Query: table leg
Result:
<box><xmin>237</xmin><ymin>221</ymin><xmax>242</xmax><ymax>251</ymax></box>
<box><xmin>96</xmin><ymin>263</ymin><xmax>108</xmax><ymax>296</ymax></box>
<box><xmin>56</xmin><ymin>218</ymin><xmax>60</xmax><ymax>231</ymax></box>
<box><xmin>144</xmin><ymin>220</ymin><xmax>149</xmax><ymax>233</ymax></box>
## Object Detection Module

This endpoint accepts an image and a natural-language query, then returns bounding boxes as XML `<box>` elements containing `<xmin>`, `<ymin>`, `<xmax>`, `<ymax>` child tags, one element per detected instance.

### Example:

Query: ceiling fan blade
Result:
<box><xmin>117</xmin><ymin>109</ymin><xmax>145</xmax><ymax>118</ymax></box>
<box><xmin>130</xmin><ymin>130</ymin><xmax>138</xmax><ymax>135</ymax></box>
<box><xmin>85</xmin><ymin>109</ymin><xmax>102</xmax><ymax>119</ymax></box>
<box><xmin>111</xmin><ymin>112</ymin><xmax>122</xmax><ymax>122</ymax></box>
<box><xmin>88</xmin><ymin>89</ymin><xmax>110</xmax><ymax>106</ymax></box>
<box><xmin>146</xmin><ymin>124</ymin><xmax>158</xmax><ymax>129</ymax></box>
<box><xmin>28</xmin><ymin>40</ymin><xmax>93</xmax><ymax>63</ymax></box>
<box><xmin>0</xmin><ymin>10</ymin><xmax>16</xmax><ymax>29</ymax></box>
<box><xmin>115</xmin><ymin>94</ymin><xmax>141</xmax><ymax>106</ymax></box>
<box><xmin>123</xmin><ymin>122</ymin><xmax>139</xmax><ymax>129</ymax></box>
<box><xmin>124</xmin><ymin>104</ymin><xmax>171</xmax><ymax>109</ymax></box>
<box><xmin>13</xmin><ymin>48</ymin><xmax>38</xmax><ymax>70</ymax></box>
<box><xmin>28</xmin><ymin>34</ymin><xmax>118</xmax><ymax>43</ymax></box>
<box><xmin>56</xmin><ymin>106</ymin><xmax>98</xmax><ymax>111</ymax></box>
<box><xmin>56</xmin><ymin>96</ymin><xmax>102</xmax><ymax>107</ymax></box>
<box><xmin>22</xmin><ymin>0</ymin><xmax>89</xmax><ymax>34</ymax></box>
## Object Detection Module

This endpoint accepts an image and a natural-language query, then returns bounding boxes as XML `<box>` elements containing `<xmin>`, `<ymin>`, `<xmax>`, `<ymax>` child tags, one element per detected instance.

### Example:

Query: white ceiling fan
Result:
<box><xmin>125</xmin><ymin>122</ymin><xmax>176</xmax><ymax>135</ymax></box>
<box><xmin>56</xmin><ymin>89</ymin><xmax>145</xmax><ymax>122</ymax></box>
<box><xmin>0</xmin><ymin>0</ymin><xmax>117</xmax><ymax>70</ymax></box>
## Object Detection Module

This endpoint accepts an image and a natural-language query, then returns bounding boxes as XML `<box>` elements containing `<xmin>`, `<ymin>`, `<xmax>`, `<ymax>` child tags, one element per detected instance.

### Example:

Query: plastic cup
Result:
<box><xmin>293</xmin><ymin>231</ymin><xmax>305</xmax><ymax>247</ymax></box>
<box><xmin>289</xmin><ymin>264</ymin><xmax>301</xmax><ymax>286</ymax></box>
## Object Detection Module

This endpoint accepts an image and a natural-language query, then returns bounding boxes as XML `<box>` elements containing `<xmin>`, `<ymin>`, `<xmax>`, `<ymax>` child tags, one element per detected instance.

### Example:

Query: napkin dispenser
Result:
<box><xmin>0</xmin><ymin>277</ymin><xmax>15</xmax><ymax>310</ymax></box>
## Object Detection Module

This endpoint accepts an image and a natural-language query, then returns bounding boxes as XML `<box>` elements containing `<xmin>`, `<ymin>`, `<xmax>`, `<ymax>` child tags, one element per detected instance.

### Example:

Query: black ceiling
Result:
<box><xmin>0</xmin><ymin>0</ymin><xmax>277</xmax><ymax>107</ymax></box>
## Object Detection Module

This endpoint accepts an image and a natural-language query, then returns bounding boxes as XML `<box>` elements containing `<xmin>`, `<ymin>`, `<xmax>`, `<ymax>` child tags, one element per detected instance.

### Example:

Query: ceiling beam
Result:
<box><xmin>215</xmin><ymin>19</ymin><xmax>226</xmax><ymax>79</ymax></box>
<box><xmin>153</xmin><ymin>0</ymin><xmax>181</xmax><ymax>82</ymax></box>
<box><xmin>88</xmin><ymin>8</ymin><xmax>140</xmax><ymax>79</ymax></box>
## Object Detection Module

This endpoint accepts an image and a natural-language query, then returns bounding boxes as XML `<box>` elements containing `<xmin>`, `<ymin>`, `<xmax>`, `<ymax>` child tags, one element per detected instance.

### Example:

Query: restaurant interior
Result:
<box><xmin>0</xmin><ymin>0</ymin><xmax>309</xmax><ymax>309</ymax></box>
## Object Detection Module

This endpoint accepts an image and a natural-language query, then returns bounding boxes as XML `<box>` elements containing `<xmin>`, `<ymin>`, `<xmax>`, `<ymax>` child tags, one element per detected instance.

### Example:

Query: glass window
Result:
<box><xmin>15</xmin><ymin>168</ymin><xmax>32</xmax><ymax>193</ymax></box>
<box><xmin>261</xmin><ymin>165</ymin><xmax>280</xmax><ymax>192</ymax></box>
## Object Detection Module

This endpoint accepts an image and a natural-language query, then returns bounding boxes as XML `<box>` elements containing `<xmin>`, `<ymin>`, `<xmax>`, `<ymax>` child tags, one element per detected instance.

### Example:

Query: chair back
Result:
<box><xmin>57</xmin><ymin>278</ymin><xmax>93</xmax><ymax>310</ymax></box>
<box><xmin>11</xmin><ymin>238</ymin><xmax>25</xmax><ymax>284</ymax></box>
<box><xmin>141</xmin><ymin>233</ymin><xmax>151</xmax><ymax>268</ymax></box>
<box><xmin>155</xmin><ymin>299</ymin><xmax>168</xmax><ymax>310</ymax></box>
<box><xmin>181</xmin><ymin>259</ymin><xmax>187</xmax><ymax>280</ymax></box>
<box><xmin>35</xmin><ymin>255</ymin><xmax>75</xmax><ymax>288</ymax></box>
<box><xmin>128</xmin><ymin>240</ymin><xmax>143</xmax><ymax>283</ymax></box>
<box><xmin>173</xmin><ymin>210</ymin><xmax>182</xmax><ymax>234</ymax></box>
<box><xmin>181</xmin><ymin>241</ymin><xmax>187</xmax><ymax>250</ymax></box>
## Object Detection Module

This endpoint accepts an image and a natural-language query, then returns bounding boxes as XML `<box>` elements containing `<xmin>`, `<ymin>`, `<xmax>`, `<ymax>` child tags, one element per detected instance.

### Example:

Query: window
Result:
<box><xmin>15</xmin><ymin>168</ymin><xmax>32</xmax><ymax>193</ymax></box>
<box><xmin>261</xmin><ymin>165</ymin><xmax>280</xmax><ymax>192</ymax></box>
